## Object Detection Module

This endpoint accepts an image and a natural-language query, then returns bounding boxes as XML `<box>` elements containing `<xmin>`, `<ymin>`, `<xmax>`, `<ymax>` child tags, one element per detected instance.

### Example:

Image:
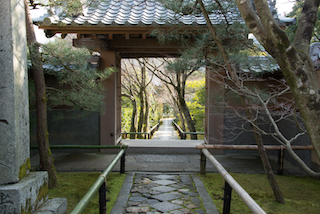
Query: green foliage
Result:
<box><xmin>121</xmin><ymin>107</ymin><xmax>132</xmax><ymax>132</ymax></box>
<box><xmin>47</xmin><ymin>0</ymin><xmax>83</xmax><ymax>17</ymax></box>
<box><xmin>48</xmin><ymin>172</ymin><xmax>126</xmax><ymax>214</ymax></box>
<box><xmin>152</xmin><ymin>102</ymin><xmax>163</xmax><ymax>123</ymax></box>
<box><xmin>163</xmin><ymin>103</ymin><xmax>174</xmax><ymax>117</ymax></box>
<box><xmin>286</xmin><ymin>2</ymin><xmax>320</xmax><ymax>42</ymax></box>
<box><xmin>186</xmin><ymin>78</ymin><xmax>205</xmax><ymax>131</ymax></box>
<box><xmin>121</xmin><ymin>101</ymin><xmax>163</xmax><ymax>132</ymax></box>
<box><xmin>201</xmin><ymin>173</ymin><xmax>320</xmax><ymax>214</ymax></box>
<box><xmin>41</xmin><ymin>39</ymin><xmax>114</xmax><ymax>112</ymax></box>
<box><xmin>152</xmin><ymin>0</ymin><xmax>250</xmax><ymax>57</ymax></box>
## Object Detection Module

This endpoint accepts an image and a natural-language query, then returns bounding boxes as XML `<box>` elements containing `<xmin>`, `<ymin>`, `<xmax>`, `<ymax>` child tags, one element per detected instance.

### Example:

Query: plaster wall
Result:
<box><xmin>30</xmin><ymin>110</ymin><xmax>100</xmax><ymax>154</ymax></box>
<box><xmin>223</xmin><ymin>110</ymin><xmax>313</xmax><ymax>171</ymax></box>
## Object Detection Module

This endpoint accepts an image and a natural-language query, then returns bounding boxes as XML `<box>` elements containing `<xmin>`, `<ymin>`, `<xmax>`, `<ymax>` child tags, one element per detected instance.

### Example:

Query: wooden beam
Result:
<box><xmin>38</xmin><ymin>26</ymin><xmax>208</xmax><ymax>38</ymax></box>
<box><xmin>120</xmin><ymin>53</ymin><xmax>181</xmax><ymax>58</ymax></box>
<box><xmin>74</xmin><ymin>37</ymin><xmax>187</xmax><ymax>50</ymax></box>
<box><xmin>73</xmin><ymin>38</ymin><xmax>105</xmax><ymax>49</ymax></box>
<box><xmin>108</xmin><ymin>34</ymin><xmax>113</xmax><ymax>40</ymax></box>
<box><xmin>196</xmin><ymin>144</ymin><xmax>314</xmax><ymax>150</ymax></box>
<box><xmin>39</xmin><ymin>25</ymin><xmax>206</xmax><ymax>32</ymax></box>
<box><xmin>111</xmin><ymin>48</ymin><xmax>182</xmax><ymax>53</ymax></box>
<box><xmin>125</xmin><ymin>34</ymin><xmax>130</xmax><ymax>40</ymax></box>
<box><xmin>106</xmin><ymin>38</ymin><xmax>185</xmax><ymax>48</ymax></box>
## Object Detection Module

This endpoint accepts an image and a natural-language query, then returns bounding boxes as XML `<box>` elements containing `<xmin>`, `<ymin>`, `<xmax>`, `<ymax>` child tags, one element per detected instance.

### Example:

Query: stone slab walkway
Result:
<box><xmin>152</xmin><ymin>118</ymin><xmax>180</xmax><ymax>140</ymax></box>
<box><xmin>110</xmin><ymin>173</ymin><xmax>219</xmax><ymax>214</ymax></box>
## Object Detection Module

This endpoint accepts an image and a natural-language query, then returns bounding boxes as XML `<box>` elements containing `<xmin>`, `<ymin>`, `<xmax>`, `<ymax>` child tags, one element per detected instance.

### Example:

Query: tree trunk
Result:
<box><xmin>178</xmin><ymin>107</ymin><xmax>186</xmax><ymax>131</ymax></box>
<box><xmin>249</xmin><ymin>113</ymin><xmax>286</xmax><ymax>204</ymax></box>
<box><xmin>178</xmin><ymin>94</ymin><xmax>197</xmax><ymax>139</ymax></box>
<box><xmin>122</xmin><ymin>94</ymin><xmax>137</xmax><ymax>139</ymax></box>
<box><xmin>236</xmin><ymin>0</ymin><xmax>320</xmax><ymax>162</ymax></box>
<box><xmin>198</xmin><ymin>0</ymin><xmax>284</xmax><ymax>204</ymax></box>
<box><xmin>24</xmin><ymin>0</ymin><xmax>58</xmax><ymax>188</ymax></box>
<box><xmin>143</xmin><ymin>90</ymin><xmax>150</xmax><ymax>133</ymax></box>
<box><xmin>130</xmin><ymin>97</ymin><xmax>138</xmax><ymax>139</ymax></box>
<box><xmin>137</xmin><ymin>91</ymin><xmax>144</xmax><ymax>138</ymax></box>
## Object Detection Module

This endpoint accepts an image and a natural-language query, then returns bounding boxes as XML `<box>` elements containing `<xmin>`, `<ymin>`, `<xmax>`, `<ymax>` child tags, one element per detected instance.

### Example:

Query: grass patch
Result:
<box><xmin>201</xmin><ymin>173</ymin><xmax>320</xmax><ymax>214</ymax></box>
<box><xmin>48</xmin><ymin>172</ymin><xmax>126</xmax><ymax>214</ymax></box>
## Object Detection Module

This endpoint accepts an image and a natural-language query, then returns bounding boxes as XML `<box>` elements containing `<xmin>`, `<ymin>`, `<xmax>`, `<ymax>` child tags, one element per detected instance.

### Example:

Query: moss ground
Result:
<box><xmin>200</xmin><ymin>173</ymin><xmax>320</xmax><ymax>214</ymax></box>
<box><xmin>48</xmin><ymin>172</ymin><xmax>320</xmax><ymax>213</ymax></box>
<box><xmin>48</xmin><ymin>172</ymin><xmax>126</xmax><ymax>214</ymax></box>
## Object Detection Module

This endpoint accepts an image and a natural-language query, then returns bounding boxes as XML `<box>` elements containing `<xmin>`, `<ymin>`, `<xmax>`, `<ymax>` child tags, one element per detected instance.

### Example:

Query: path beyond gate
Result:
<box><xmin>121</xmin><ymin>118</ymin><xmax>204</xmax><ymax>154</ymax></box>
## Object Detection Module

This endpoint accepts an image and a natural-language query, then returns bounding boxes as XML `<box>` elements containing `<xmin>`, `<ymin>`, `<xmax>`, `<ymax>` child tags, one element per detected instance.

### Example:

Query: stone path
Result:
<box><xmin>111</xmin><ymin>173</ymin><xmax>219</xmax><ymax>214</ymax></box>
<box><xmin>152</xmin><ymin>118</ymin><xmax>180</xmax><ymax>140</ymax></box>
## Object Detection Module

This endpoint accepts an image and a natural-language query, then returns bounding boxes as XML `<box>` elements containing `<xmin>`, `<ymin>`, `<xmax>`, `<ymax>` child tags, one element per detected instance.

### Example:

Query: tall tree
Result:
<box><xmin>41</xmin><ymin>39</ymin><xmax>111</xmax><ymax>112</ymax></box>
<box><xmin>24</xmin><ymin>0</ymin><xmax>58</xmax><ymax>188</ymax></box>
<box><xmin>236</xmin><ymin>0</ymin><xmax>320</xmax><ymax>164</ymax></box>
<box><xmin>196</xmin><ymin>0</ymin><xmax>285</xmax><ymax>204</ymax></box>
<box><xmin>122</xmin><ymin>61</ymin><xmax>139</xmax><ymax>139</ymax></box>
<box><xmin>286</xmin><ymin>1</ymin><xmax>320</xmax><ymax>43</ymax></box>
<box><xmin>121</xmin><ymin>59</ymin><xmax>154</xmax><ymax>138</ymax></box>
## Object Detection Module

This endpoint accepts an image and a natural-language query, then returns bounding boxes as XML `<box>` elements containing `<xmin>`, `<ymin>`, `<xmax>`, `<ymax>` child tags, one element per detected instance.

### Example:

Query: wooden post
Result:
<box><xmin>277</xmin><ymin>146</ymin><xmax>284</xmax><ymax>175</ymax></box>
<box><xmin>200</xmin><ymin>152</ymin><xmax>206</xmax><ymax>175</ymax></box>
<box><xmin>99</xmin><ymin>50</ymin><xmax>121</xmax><ymax>148</ymax></box>
<box><xmin>120</xmin><ymin>151</ymin><xmax>125</xmax><ymax>174</ymax></box>
<box><xmin>223</xmin><ymin>182</ymin><xmax>232</xmax><ymax>214</ymax></box>
<box><xmin>99</xmin><ymin>182</ymin><xmax>107</xmax><ymax>214</ymax></box>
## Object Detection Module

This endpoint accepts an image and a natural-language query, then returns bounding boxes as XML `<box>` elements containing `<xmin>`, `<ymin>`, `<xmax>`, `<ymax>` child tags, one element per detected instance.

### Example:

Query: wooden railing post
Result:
<box><xmin>277</xmin><ymin>146</ymin><xmax>284</xmax><ymax>175</ymax></box>
<box><xmin>120</xmin><ymin>151</ymin><xmax>125</xmax><ymax>174</ymax></box>
<box><xmin>200</xmin><ymin>149</ymin><xmax>266</xmax><ymax>214</ymax></box>
<box><xmin>200</xmin><ymin>152</ymin><xmax>206</xmax><ymax>175</ymax></box>
<box><xmin>99</xmin><ymin>182</ymin><xmax>107</xmax><ymax>214</ymax></box>
<box><xmin>223</xmin><ymin>181</ymin><xmax>232</xmax><ymax>214</ymax></box>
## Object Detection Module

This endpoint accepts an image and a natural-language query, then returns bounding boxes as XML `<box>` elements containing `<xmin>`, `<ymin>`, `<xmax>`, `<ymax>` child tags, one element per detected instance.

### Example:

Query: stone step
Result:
<box><xmin>122</xmin><ymin>139</ymin><xmax>203</xmax><ymax>154</ymax></box>
<box><xmin>126</xmin><ymin>146</ymin><xmax>201</xmax><ymax>154</ymax></box>
<box><xmin>33</xmin><ymin>198</ymin><xmax>67</xmax><ymax>214</ymax></box>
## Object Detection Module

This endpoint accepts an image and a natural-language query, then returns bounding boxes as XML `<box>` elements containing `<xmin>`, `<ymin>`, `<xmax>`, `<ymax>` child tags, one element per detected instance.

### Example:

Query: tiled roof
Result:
<box><xmin>41</xmin><ymin>0</ymin><xmax>242</xmax><ymax>26</ymax></box>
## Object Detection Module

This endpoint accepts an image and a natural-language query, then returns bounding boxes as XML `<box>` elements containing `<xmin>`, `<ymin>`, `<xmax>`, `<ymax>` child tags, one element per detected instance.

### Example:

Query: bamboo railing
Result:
<box><xmin>201</xmin><ymin>149</ymin><xmax>266</xmax><ymax>214</ymax></box>
<box><xmin>70</xmin><ymin>148</ymin><xmax>126</xmax><ymax>214</ymax></box>
<box><xmin>197</xmin><ymin>144</ymin><xmax>313</xmax><ymax>175</ymax></box>
<box><xmin>122</xmin><ymin>121</ymin><xmax>161</xmax><ymax>139</ymax></box>
<box><xmin>172</xmin><ymin>120</ymin><xmax>204</xmax><ymax>139</ymax></box>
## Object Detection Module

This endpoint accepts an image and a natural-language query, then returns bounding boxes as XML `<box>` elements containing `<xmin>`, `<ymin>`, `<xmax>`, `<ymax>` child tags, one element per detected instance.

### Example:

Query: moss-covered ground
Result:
<box><xmin>48</xmin><ymin>172</ymin><xmax>126</xmax><ymax>214</ymax></box>
<box><xmin>48</xmin><ymin>171</ymin><xmax>320</xmax><ymax>213</ymax></box>
<box><xmin>200</xmin><ymin>173</ymin><xmax>320</xmax><ymax>214</ymax></box>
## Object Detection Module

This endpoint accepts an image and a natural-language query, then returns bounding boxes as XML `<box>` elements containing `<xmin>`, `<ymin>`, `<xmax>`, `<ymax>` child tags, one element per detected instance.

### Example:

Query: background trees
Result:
<box><xmin>121</xmin><ymin>59</ymin><xmax>162</xmax><ymax>138</ymax></box>
<box><xmin>144</xmin><ymin>58</ymin><xmax>201</xmax><ymax>139</ymax></box>
<box><xmin>39</xmin><ymin>39</ymin><xmax>112</xmax><ymax>112</ymax></box>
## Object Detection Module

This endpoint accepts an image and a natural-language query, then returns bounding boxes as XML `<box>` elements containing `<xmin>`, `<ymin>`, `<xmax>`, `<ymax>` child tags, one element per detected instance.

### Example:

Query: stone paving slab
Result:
<box><xmin>111</xmin><ymin>172</ymin><xmax>219</xmax><ymax>214</ymax></box>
